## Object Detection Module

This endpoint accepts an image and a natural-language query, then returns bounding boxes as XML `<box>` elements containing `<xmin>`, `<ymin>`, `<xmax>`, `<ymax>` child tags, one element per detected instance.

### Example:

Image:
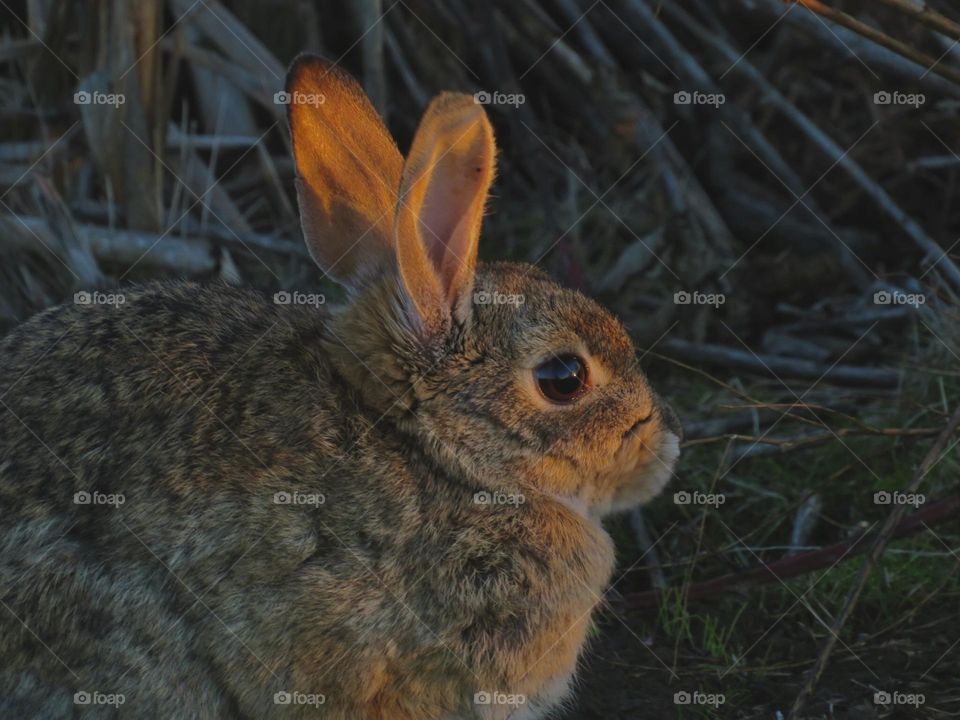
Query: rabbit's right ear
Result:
<box><xmin>286</xmin><ymin>55</ymin><xmax>403</xmax><ymax>289</ymax></box>
<box><xmin>394</xmin><ymin>94</ymin><xmax>495</xmax><ymax>333</ymax></box>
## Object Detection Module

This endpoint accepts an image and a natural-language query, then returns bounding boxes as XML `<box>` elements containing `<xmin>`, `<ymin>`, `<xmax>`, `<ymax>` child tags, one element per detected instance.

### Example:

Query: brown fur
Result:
<box><xmin>0</xmin><ymin>56</ymin><xmax>679</xmax><ymax>719</ymax></box>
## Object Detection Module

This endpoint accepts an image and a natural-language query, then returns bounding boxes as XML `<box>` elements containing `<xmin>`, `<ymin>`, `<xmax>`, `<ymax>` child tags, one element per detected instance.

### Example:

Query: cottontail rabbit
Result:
<box><xmin>0</xmin><ymin>55</ymin><xmax>680</xmax><ymax>719</ymax></box>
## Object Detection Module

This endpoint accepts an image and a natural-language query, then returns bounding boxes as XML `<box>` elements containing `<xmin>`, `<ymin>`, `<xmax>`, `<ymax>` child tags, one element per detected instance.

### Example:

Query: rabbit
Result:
<box><xmin>0</xmin><ymin>55</ymin><xmax>681</xmax><ymax>719</ymax></box>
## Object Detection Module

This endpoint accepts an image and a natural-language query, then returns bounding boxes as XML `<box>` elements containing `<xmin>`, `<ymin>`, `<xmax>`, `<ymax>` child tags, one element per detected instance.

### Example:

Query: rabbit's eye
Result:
<box><xmin>535</xmin><ymin>354</ymin><xmax>589</xmax><ymax>403</ymax></box>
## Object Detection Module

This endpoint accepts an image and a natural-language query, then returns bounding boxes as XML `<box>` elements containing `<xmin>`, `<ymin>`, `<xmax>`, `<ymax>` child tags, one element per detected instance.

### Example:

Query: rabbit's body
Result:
<box><xmin>0</xmin><ymin>56</ymin><xmax>680</xmax><ymax>718</ymax></box>
<box><xmin>0</xmin><ymin>280</ymin><xmax>615</xmax><ymax>719</ymax></box>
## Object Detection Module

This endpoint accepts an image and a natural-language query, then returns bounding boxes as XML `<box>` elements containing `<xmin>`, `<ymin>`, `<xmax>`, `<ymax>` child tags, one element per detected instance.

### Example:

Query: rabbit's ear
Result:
<box><xmin>287</xmin><ymin>55</ymin><xmax>403</xmax><ymax>289</ymax></box>
<box><xmin>394</xmin><ymin>93</ymin><xmax>495</xmax><ymax>331</ymax></box>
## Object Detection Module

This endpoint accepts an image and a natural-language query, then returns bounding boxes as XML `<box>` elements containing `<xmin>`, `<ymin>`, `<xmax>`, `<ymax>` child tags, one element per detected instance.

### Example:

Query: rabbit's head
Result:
<box><xmin>287</xmin><ymin>56</ymin><xmax>679</xmax><ymax>517</ymax></box>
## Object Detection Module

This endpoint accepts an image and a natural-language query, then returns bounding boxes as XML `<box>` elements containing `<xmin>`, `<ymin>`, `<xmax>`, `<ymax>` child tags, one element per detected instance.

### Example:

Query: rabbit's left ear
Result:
<box><xmin>287</xmin><ymin>55</ymin><xmax>403</xmax><ymax>290</ymax></box>
<box><xmin>394</xmin><ymin>94</ymin><xmax>495</xmax><ymax>332</ymax></box>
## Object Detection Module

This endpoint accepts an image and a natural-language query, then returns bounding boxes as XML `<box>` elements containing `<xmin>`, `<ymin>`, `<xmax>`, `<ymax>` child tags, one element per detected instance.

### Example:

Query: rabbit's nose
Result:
<box><xmin>658</xmin><ymin>399</ymin><xmax>683</xmax><ymax>442</ymax></box>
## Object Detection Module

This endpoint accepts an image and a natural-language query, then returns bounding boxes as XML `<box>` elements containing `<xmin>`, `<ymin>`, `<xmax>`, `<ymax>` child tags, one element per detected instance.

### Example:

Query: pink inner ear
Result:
<box><xmin>419</xmin><ymin>182</ymin><xmax>460</xmax><ymax>269</ymax></box>
<box><xmin>416</xmin><ymin>152</ymin><xmax>488</xmax><ymax>294</ymax></box>
<box><xmin>393</xmin><ymin>93</ymin><xmax>495</xmax><ymax>325</ymax></box>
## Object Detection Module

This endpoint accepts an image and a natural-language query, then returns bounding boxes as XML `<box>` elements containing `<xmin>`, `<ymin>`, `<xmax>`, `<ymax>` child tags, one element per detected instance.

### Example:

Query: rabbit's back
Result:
<box><xmin>0</xmin><ymin>283</ymin><xmax>359</xmax><ymax>717</ymax></box>
<box><xmin>0</xmin><ymin>282</ymin><xmax>351</xmax><ymax>546</ymax></box>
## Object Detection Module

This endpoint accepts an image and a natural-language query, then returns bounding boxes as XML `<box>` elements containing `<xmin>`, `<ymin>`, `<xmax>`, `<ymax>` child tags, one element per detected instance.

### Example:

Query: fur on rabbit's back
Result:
<box><xmin>0</xmin><ymin>281</ymin><xmax>612</xmax><ymax>719</ymax></box>
<box><xmin>0</xmin><ymin>282</ymin><xmax>344</xmax><ymax>715</ymax></box>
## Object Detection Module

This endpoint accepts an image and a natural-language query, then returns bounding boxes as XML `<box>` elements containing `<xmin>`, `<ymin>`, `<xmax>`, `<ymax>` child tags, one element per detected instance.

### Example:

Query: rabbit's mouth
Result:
<box><xmin>589</xmin><ymin>425</ymin><xmax>680</xmax><ymax>518</ymax></box>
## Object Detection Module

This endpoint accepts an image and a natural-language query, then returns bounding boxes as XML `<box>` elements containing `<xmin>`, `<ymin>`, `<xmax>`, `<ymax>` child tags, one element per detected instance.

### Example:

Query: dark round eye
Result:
<box><xmin>535</xmin><ymin>354</ymin><xmax>589</xmax><ymax>403</ymax></box>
